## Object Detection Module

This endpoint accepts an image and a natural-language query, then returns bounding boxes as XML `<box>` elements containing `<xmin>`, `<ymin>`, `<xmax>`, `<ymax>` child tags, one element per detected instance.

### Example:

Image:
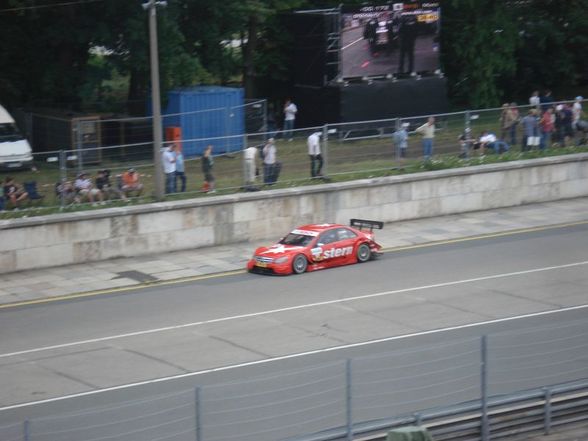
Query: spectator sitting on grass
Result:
<box><xmin>458</xmin><ymin>131</ymin><xmax>475</xmax><ymax>158</ymax></box>
<box><xmin>56</xmin><ymin>180</ymin><xmax>79</xmax><ymax>205</ymax></box>
<box><xmin>75</xmin><ymin>172</ymin><xmax>103</xmax><ymax>205</ymax></box>
<box><xmin>3</xmin><ymin>176</ymin><xmax>28</xmax><ymax>209</ymax></box>
<box><xmin>121</xmin><ymin>168</ymin><xmax>143</xmax><ymax>198</ymax></box>
<box><xmin>96</xmin><ymin>169</ymin><xmax>125</xmax><ymax>201</ymax></box>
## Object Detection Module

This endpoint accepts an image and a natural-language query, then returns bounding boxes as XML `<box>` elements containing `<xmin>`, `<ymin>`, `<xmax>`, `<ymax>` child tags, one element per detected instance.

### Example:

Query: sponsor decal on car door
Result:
<box><xmin>311</xmin><ymin>229</ymin><xmax>353</xmax><ymax>264</ymax></box>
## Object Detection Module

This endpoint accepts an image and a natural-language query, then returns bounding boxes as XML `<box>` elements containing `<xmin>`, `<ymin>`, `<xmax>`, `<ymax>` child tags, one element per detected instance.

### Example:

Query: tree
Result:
<box><xmin>441</xmin><ymin>0</ymin><xmax>520</xmax><ymax>108</ymax></box>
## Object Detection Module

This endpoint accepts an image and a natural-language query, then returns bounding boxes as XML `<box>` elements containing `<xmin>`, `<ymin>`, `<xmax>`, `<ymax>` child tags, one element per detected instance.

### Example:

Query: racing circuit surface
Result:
<box><xmin>1</xmin><ymin>223</ymin><xmax>588</xmax><ymax>424</ymax></box>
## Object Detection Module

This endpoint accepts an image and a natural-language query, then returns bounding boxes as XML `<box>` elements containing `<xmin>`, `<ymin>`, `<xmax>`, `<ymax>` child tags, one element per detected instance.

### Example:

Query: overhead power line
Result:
<box><xmin>0</xmin><ymin>0</ymin><xmax>105</xmax><ymax>13</ymax></box>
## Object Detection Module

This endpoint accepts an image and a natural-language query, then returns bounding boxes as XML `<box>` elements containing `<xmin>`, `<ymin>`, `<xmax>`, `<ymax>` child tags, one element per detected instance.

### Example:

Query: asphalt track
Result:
<box><xmin>1</xmin><ymin>223</ymin><xmax>588</xmax><ymax>425</ymax></box>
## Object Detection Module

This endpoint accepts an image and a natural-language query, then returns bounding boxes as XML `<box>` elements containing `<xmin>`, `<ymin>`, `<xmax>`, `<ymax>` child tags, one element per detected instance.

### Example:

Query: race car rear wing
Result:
<box><xmin>350</xmin><ymin>219</ymin><xmax>384</xmax><ymax>232</ymax></box>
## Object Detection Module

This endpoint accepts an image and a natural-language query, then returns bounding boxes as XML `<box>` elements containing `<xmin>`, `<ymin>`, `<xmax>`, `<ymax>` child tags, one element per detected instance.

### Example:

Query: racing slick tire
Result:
<box><xmin>356</xmin><ymin>243</ymin><xmax>371</xmax><ymax>263</ymax></box>
<box><xmin>292</xmin><ymin>254</ymin><xmax>308</xmax><ymax>274</ymax></box>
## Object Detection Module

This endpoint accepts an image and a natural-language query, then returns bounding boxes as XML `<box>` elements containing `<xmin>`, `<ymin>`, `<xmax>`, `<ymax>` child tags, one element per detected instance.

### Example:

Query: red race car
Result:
<box><xmin>247</xmin><ymin>219</ymin><xmax>384</xmax><ymax>275</ymax></box>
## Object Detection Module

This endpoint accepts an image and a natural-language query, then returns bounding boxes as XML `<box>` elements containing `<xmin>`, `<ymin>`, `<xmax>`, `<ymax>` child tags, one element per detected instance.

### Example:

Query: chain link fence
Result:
<box><xmin>2</xmin><ymin>100</ymin><xmax>587</xmax><ymax>213</ymax></box>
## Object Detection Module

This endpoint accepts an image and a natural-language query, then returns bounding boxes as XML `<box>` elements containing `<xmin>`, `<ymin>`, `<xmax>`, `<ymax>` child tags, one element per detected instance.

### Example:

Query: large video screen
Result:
<box><xmin>341</xmin><ymin>2</ymin><xmax>440</xmax><ymax>79</ymax></box>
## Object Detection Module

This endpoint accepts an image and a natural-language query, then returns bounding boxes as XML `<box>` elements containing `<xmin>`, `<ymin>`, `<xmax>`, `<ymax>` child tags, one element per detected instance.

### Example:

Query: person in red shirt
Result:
<box><xmin>540</xmin><ymin>107</ymin><xmax>555</xmax><ymax>150</ymax></box>
<box><xmin>121</xmin><ymin>168</ymin><xmax>144</xmax><ymax>198</ymax></box>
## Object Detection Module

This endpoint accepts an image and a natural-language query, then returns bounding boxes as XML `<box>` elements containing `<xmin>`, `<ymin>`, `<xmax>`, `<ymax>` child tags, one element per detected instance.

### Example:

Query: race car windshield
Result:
<box><xmin>279</xmin><ymin>233</ymin><xmax>314</xmax><ymax>247</ymax></box>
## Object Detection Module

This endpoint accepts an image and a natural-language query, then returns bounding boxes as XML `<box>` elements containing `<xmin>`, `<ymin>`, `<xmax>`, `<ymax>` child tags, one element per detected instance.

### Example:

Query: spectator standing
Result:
<box><xmin>540</xmin><ymin>107</ymin><xmax>555</xmax><ymax>150</ymax></box>
<box><xmin>393</xmin><ymin>123</ymin><xmax>409</xmax><ymax>162</ymax></box>
<box><xmin>162</xmin><ymin>143</ymin><xmax>177</xmax><ymax>194</ymax></box>
<box><xmin>3</xmin><ymin>176</ymin><xmax>29</xmax><ymax>209</ymax></box>
<box><xmin>262</xmin><ymin>137</ymin><xmax>277</xmax><ymax>184</ymax></box>
<box><xmin>508</xmin><ymin>103</ymin><xmax>520</xmax><ymax>146</ymax></box>
<box><xmin>529</xmin><ymin>90</ymin><xmax>540</xmax><ymax>108</ymax></box>
<box><xmin>499</xmin><ymin>103</ymin><xmax>514</xmax><ymax>142</ymax></box>
<box><xmin>283</xmin><ymin>99</ymin><xmax>297</xmax><ymax>141</ymax></box>
<box><xmin>307</xmin><ymin>131</ymin><xmax>324</xmax><ymax>178</ymax></box>
<box><xmin>415</xmin><ymin>116</ymin><xmax>435</xmax><ymax>160</ymax></box>
<box><xmin>561</xmin><ymin>104</ymin><xmax>575</xmax><ymax>146</ymax></box>
<box><xmin>201</xmin><ymin>145</ymin><xmax>215</xmax><ymax>193</ymax></box>
<box><xmin>521</xmin><ymin>109</ymin><xmax>540</xmax><ymax>151</ymax></box>
<box><xmin>540</xmin><ymin>90</ymin><xmax>554</xmax><ymax>113</ymax></box>
<box><xmin>74</xmin><ymin>172</ymin><xmax>103</xmax><ymax>204</ymax></box>
<box><xmin>175</xmin><ymin>146</ymin><xmax>186</xmax><ymax>192</ymax></box>
<box><xmin>243</xmin><ymin>144</ymin><xmax>259</xmax><ymax>190</ymax></box>
<box><xmin>121</xmin><ymin>168</ymin><xmax>144</xmax><ymax>198</ymax></box>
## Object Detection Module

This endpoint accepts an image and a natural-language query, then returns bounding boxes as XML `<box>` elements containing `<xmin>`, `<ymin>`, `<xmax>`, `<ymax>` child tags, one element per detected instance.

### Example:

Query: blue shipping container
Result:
<box><xmin>163</xmin><ymin>87</ymin><xmax>245</xmax><ymax>157</ymax></box>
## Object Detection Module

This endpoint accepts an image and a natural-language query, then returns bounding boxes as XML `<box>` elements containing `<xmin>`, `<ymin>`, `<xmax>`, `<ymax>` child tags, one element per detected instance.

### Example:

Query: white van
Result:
<box><xmin>0</xmin><ymin>104</ymin><xmax>34</xmax><ymax>170</ymax></box>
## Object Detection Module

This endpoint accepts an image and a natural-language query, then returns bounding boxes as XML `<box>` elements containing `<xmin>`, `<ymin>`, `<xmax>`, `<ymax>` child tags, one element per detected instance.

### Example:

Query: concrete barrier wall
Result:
<box><xmin>1</xmin><ymin>154</ymin><xmax>587</xmax><ymax>274</ymax></box>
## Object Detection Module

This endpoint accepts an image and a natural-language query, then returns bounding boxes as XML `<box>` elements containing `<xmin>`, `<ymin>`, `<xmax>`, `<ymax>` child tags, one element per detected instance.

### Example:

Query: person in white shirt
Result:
<box><xmin>478</xmin><ymin>131</ymin><xmax>497</xmax><ymax>155</ymax></box>
<box><xmin>262</xmin><ymin>138</ymin><xmax>277</xmax><ymax>184</ymax></box>
<box><xmin>74</xmin><ymin>172</ymin><xmax>103</xmax><ymax>204</ymax></box>
<box><xmin>307</xmin><ymin>131</ymin><xmax>323</xmax><ymax>178</ymax></box>
<box><xmin>162</xmin><ymin>144</ymin><xmax>177</xmax><ymax>194</ymax></box>
<box><xmin>283</xmin><ymin>99</ymin><xmax>297</xmax><ymax>141</ymax></box>
<box><xmin>529</xmin><ymin>90</ymin><xmax>540</xmax><ymax>108</ymax></box>
<box><xmin>415</xmin><ymin>116</ymin><xmax>435</xmax><ymax>160</ymax></box>
<box><xmin>243</xmin><ymin>145</ymin><xmax>259</xmax><ymax>188</ymax></box>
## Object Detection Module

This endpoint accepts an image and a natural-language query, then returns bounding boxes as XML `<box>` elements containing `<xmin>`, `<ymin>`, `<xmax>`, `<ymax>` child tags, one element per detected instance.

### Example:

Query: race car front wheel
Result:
<box><xmin>357</xmin><ymin>243</ymin><xmax>371</xmax><ymax>263</ymax></box>
<box><xmin>292</xmin><ymin>254</ymin><xmax>308</xmax><ymax>274</ymax></box>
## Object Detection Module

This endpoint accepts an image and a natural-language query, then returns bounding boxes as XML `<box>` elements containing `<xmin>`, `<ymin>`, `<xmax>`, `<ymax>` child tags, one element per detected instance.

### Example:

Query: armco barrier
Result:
<box><xmin>0</xmin><ymin>153</ymin><xmax>587</xmax><ymax>274</ymax></box>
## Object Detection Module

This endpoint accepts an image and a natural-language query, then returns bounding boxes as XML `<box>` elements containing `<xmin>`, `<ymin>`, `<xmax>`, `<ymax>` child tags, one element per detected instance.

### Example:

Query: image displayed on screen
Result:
<box><xmin>341</xmin><ymin>2</ymin><xmax>440</xmax><ymax>79</ymax></box>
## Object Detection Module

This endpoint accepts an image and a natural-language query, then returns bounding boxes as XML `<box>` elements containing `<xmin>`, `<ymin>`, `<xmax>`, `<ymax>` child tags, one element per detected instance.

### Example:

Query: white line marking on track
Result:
<box><xmin>2</xmin><ymin>260</ymin><xmax>588</xmax><ymax>361</ymax></box>
<box><xmin>342</xmin><ymin>37</ymin><xmax>364</xmax><ymax>50</ymax></box>
<box><xmin>2</xmin><ymin>303</ymin><xmax>588</xmax><ymax>411</ymax></box>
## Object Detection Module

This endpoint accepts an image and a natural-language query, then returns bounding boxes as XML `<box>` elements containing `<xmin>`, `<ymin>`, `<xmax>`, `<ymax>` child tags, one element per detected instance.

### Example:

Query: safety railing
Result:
<box><xmin>2</xmin><ymin>317</ymin><xmax>587</xmax><ymax>441</ymax></box>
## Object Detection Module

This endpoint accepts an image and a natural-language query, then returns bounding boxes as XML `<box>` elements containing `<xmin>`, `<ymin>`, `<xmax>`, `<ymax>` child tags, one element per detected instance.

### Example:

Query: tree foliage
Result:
<box><xmin>0</xmin><ymin>0</ymin><xmax>587</xmax><ymax>112</ymax></box>
<box><xmin>442</xmin><ymin>0</ymin><xmax>588</xmax><ymax>108</ymax></box>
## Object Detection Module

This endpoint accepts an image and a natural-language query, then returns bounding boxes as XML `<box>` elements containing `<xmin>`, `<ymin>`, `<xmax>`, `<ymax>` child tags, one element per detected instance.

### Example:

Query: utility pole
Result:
<box><xmin>143</xmin><ymin>0</ymin><xmax>167</xmax><ymax>200</ymax></box>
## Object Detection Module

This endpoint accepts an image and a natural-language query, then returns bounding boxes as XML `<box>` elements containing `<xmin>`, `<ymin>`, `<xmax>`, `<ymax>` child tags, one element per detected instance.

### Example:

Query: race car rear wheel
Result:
<box><xmin>292</xmin><ymin>254</ymin><xmax>308</xmax><ymax>274</ymax></box>
<box><xmin>357</xmin><ymin>243</ymin><xmax>371</xmax><ymax>263</ymax></box>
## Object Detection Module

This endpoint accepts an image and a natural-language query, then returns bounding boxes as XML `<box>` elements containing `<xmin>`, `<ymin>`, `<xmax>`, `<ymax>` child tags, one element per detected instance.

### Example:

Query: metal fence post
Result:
<box><xmin>395</xmin><ymin>118</ymin><xmax>401</xmax><ymax>163</ymax></box>
<box><xmin>543</xmin><ymin>387</ymin><xmax>552</xmax><ymax>435</ymax></box>
<box><xmin>322</xmin><ymin>124</ymin><xmax>329</xmax><ymax>178</ymax></box>
<box><xmin>195</xmin><ymin>386</ymin><xmax>201</xmax><ymax>441</ymax></box>
<box><xmin>225</xmin><ymin>107</ymin><xmax>231</xmax><ymax>154</ymax></box>
<box><xmin>345</xmin><ymin>359</ymin><xmax>353</xmax><ymax>441</ymax></box>
<box><xmin>481</xmin><ymin>335</ymin><xmax>489</xmax><ymax>441</ymax></box>
<box><xmin>463</xmin><ymin>110</ymin><xmax>471</xmax><ymax>159</ymax></box>
<box><xmin>262</xmin><ymin>99</ymin><xmax>268</xmax><ymax>135</ymax></box>
<box><xmin>242</xmin><ymin>133</ymin><xmax>247</xmax><ymax>189</ymax></box>
<box><xmin>23</xmin><ymin>420</ymin><xmax>30</xmax><ymax>441</ymax></box>
<box><xmin>75</xmin><ymin>119</ymin><xmax>84</xmax><ymax>173</ymax></box>
<box><xmin>59</xmin><ymin>149</ymin><xmax>67</xmax><ymax>210</ymax></box>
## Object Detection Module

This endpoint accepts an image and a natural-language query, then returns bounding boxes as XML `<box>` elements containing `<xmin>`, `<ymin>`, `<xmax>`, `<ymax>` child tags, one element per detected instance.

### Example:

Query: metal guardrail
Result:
<box><xmin>320</xmin><ymin>381</ymin><xmax>588</xmax><ymax>441</ymax></box>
